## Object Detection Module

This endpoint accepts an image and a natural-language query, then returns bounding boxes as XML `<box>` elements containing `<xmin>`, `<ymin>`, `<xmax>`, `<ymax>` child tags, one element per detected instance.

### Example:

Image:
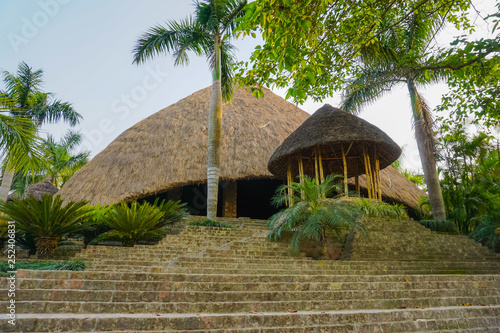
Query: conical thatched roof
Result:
<box><xmin>268</xmin><ymin>104</ymin><xmax>402</xmax><ymax>177</ymax></box>
<box><xmin>348</xmin><ymin>166</ymin><xmax>427</xmax><ymax>209</ymax></box>
<box><xmin>58</xmin><ymin>87</ymin><xmax>310</xmax><ymax>206</ymax></box>
<box><xmin>24</xmin><ymin>179</ymin><xmax>58</xmax><ymax>201</ymax></box>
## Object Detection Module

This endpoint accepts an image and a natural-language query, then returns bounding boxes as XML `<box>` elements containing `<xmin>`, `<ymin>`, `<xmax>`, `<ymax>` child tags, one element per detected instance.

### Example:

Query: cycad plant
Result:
<box><xmin>268</xmin><ymin>175</ymin><xmax>366</xmax><ymax>259</ymax></box>
<box><xmin>0</xmin><ymin>195</ymin><xmax>95</xmax><ymax>258</ymax></box>
<box><xmin>93</xmin><ymin>199</ymin><xmax>187</xmax><ymax>246</ymax></box>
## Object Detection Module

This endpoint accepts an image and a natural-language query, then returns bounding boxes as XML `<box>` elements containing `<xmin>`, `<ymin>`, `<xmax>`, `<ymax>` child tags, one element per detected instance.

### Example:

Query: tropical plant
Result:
<box><xmin>93</xmin><ymin>199</ymin><xmax>186</xmax><ymax>246</ymax></box>
<box><xmin>154</xmin><ymin>198</ymin><xmax>188</xmax><ymax>227</ymax></box>
<box><xmin>0</xmin><ymin>195</ymin><xmax>95</xmax><ymax>258</ymax></box>
<box><xmin>10</xmin><ymin>130</ymin><xmax>89</xmax><ymax>197</ymax></box>
<box><xmin>132</xmin><ymin>0</ymin><xmax>247</xmax><ymax>220</ymax></box>
<box><xmin>418</xmin><ymin>219</ymin><xmax>458</xmax><ymax>233</ymax></box>
<box><xmin>0</xmin><ymin>260</ymin><xmax>86</xmax><ymax>277</ymax></box>
<box><xmin>0</xmin><ymin>62</ymin><xmax>82</xmax><ymax>202</ymax></box>
<box><xmin>189</xmin><ymin>219</ymin><xmax>234</xmax><ymax>228</ymax></box>
<box><xmin>471</xmin><ymin>210</ymin><xmax>500</xmax><ymax>251</ymax></box>
<box><xmin>355</xmin><ymin>199</ymin><xmax>408</xmax><ymax>219</ymax></box>
<box><xmin>340</xmin><ymin>11</ymin><xmax>449</xmax><ymax>221</ymax></box>
<box><xmin>268</xmin><ymin>175</ymin><xmax>365</xmax><ymax>259</ymax></box>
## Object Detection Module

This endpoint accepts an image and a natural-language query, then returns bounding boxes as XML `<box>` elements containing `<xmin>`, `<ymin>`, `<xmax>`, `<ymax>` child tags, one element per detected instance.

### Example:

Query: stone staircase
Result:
<box><xmin>2</xmin><ymin>217</ymin><xmax>500</xmax><ymax>332</ymax></box>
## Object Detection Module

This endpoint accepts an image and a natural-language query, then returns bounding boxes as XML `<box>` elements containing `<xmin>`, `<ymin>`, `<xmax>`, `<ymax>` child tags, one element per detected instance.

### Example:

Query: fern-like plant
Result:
<box><xmin>0</xmin><ymin>195</ymin><xmax>95</xmax><ymax>258</ymax></box>
<box><xmin>93</xmin><ymin>199</ymin><xmax>186</xmax><ymax>246</ymax></box>
<box><xmin>355</xmin><ymin>198</ymin><xmax>408</xmax><ymax>218</ymax></box>
<box><xmin>189</xmin><ymin>219</ymin><xmax>235</xmax><ymax>228</ymax></box>
<box><xmin>269</xmin><ymin>175</ymin><xmax>366</xmax><ymax>259</ymax></box>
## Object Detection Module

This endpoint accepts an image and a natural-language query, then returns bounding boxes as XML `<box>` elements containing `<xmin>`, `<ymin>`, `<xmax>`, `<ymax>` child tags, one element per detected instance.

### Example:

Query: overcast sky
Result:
<box><xmin>0</xmin><ymin>0</ymin><xmax>496</xmax><ymax>172</ymax></box>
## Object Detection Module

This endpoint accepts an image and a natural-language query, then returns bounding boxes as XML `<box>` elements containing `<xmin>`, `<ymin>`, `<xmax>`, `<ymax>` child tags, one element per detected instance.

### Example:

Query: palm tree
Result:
<box><xmin>132</xmin><ymin>0</ymin><xmax>247</xmax><ymax>220</ymax></box>
<box><xmin>10</xmin><ymin>130</ymin><xmax>89</xmax><ymax>197</ymax></box>
<box><xmin>268</xmin><ymin>175</ymin><xmax>365</xmax><ymax>259</ymax></box>
<box><xmin>0</xmin><ymin>62</ymin><xmax>82</xmax><ymax>202</ymax></box>
<box><xmin>341</xmin><ymin>12</ymin><xmax>447</xmax><ymax>220</ymax></box>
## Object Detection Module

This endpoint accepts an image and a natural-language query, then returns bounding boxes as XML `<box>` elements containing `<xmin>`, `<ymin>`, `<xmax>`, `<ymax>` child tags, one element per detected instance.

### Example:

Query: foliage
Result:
<box><xmin>418</xmin><ymin>219</ymin><xmax>458</xmax><ymax>233</ymax></box>
<box><xmin>0</xmin><ymin>195</ymin><xmax>95</xmax><ymax>257</ymax></box>
<box><xmin>355</xmin><ymin>199</ymin><xmax>408</xmax><ymax>219</ymax></box>
<box><xmin>436</xmin><ymin>127</ymin><xmax>500</xmax><ymax>235</ymax></box>
<box><xmin>236</xmin><ymin>0</ymin><xmax>472</xmax><ymax>103</ymax></box>
<box><xmin>11</xmin><ymin>130</ymin><xmax>90</xmax><ymax>197</ymax></box>
<box><xmin>92</xmin><ymin>199</ymin><xmax>186</xmax><ymax>246</ymax></box>
<box><xmin>154</xmin><ymin>198</ymin><xmax>188</xmax><ymax>227</ymax></box>
<box><xmin>0</xmin><ymin>260</ymin><xmax>86</xmax><ymax>277</ymax></box>
<box><xmin>189</xmin><ymin>219</ymin><xmax>234</xmax><ymax>228</ymax></box>
<box><xmin>436</xmin><ymin>6</ymin><xmax>500</xmax><ymax>129</ymax></box>
<box><xmin>268</xmin><ymin>175</ymin><xmax>365</xmax><ymax>258</ymax></box>
<box><xmin>471</xmin><ymin>210</ymin><xmax>500</xmax><ymax>250</ymax></box>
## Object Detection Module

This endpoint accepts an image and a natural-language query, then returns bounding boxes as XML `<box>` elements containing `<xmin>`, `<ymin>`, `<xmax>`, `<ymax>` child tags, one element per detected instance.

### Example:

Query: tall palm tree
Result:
<box><xmin>341</xmin><ymin>11</ymin><xmax>447</xmax><ymax>220</ymax></box>
<box><xmin>132</xmin><ymin>0</ymin><xmax>247</xmax><ymax>220</ymax></box>
<box><xmin>0</xmin><ymin>62</ymin><xmax>82</xmax><ymax>202</ymax></box>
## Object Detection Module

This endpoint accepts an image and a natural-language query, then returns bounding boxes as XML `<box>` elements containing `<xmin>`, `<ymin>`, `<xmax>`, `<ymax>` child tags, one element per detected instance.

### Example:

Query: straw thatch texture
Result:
<box><xmin>348</xmin><ymin>166</ymin><xmax>427</xmax><ymax>209</ymax></box>
<box><xmin>58</xmin><ymin>87</ymin><xmax>310</xmax><ymax>205</ymax></box>
<box><xmin>24</xmin><ymin>179</ymin><xmax>59</xmax><ymax>201</ymax></box>
<box><xmin>268</xmin><ymin>104</ymin><xmax>402</xmax><ymax>178</ymax></box>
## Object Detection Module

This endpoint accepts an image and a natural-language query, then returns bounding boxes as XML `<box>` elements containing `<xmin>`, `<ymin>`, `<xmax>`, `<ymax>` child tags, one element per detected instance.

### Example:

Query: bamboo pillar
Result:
<box><xmin>363</xmin><ymin>146</ymin><xmax>373</xmax><ymax>199</ymax></box>
<box><xmin>287</xmin><ymin>160</ymin><xmax>294</xmax><ymax>206</ymax></box>
<box><xmin>314</xmin><ymin>148</ymin><xmax>320</xmax><ymax>185</ymax></box>
<box><xmin>318</xmin><ymin>147</ymin><xmax>325</xmax><ymax>184</ymax></box>
<box><xmin>298</xmin><ymin>154</ymin><xmax>305</xmax><ymax>199</ymax></box>
<box><xmin>341</xmin><ymin>145</ymin><xmax>348</xmax><ymax>197</ymax></box>
<box><xmin>354</xmin><ymin>158</ymin><xmax>360</xmax><ymax>195</ymax></box>
<box><xmin>374</xmin><ymin>146</ymin><xmax>382</xmax><ymax>201</ymax></box>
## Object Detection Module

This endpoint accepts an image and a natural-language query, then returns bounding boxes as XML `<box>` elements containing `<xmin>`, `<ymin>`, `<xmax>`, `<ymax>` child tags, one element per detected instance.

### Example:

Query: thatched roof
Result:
<box><xmin>268</xmin><ymin>104</ymin><xmax>402</xmax><ymax>177</ymax></box>
<box><xmin>24</xmin><ymin>179</ymin><xmax>58</xmax><ymax>201</ymax></box>
<box><xmin>348</xmin><ymin>166</ymin><xmax>427</xmax><ymax>209</ymax></box>
<box><xmin>58</xmin><ymin>86</ymin><xmax>310</xmax><ymax>205</ymax></box>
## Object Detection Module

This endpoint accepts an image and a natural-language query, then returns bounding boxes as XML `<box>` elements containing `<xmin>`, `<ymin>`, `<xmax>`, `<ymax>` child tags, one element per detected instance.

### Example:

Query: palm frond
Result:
<box><xmin>220</xmin><ymin>0</ymin><xmax>247</xmax><ymax>35</ymax></box>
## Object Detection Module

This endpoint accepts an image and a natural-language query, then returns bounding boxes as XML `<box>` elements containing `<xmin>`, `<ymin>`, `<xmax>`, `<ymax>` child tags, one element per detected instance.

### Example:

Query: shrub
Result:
<box><xmin>189</xmin><ymin>219</ymin><xmax>235</xmax><ymax>228</ymax></box>
<box><xmin>0</xmin><ymin>260</ymin><xmax>86</xmax><ymax>277</ymax></box>
<box><xmin>356</xmin><ymin>198</ymin><xmax>409</xmax><ymax>218</ymax></box>
<box><xmin>92</xmin><ymin>199</ymin><xmax>187</xmax><ymax>246</ymax></box>
<box><xmin>0</xmin><ymin>195</ymin><xmax>96</xmax><ymax>258</ymax></box>
<box><xmin>418</xmin><ymin>220</ymin><xmax>458</xmax><ymax>233</ymax></box>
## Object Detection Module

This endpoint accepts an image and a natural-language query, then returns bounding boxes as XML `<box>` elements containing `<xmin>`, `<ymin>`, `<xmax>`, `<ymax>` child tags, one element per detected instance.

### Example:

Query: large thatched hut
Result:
<box><xmin>268</xmin><ymin>104</ymin><xmax>402</xmax><ymax>200</ymax></box>
<box><xmin>58</xmin><ymin>87</ymin><xmax>310</xmax><ymax>218</ymax></box>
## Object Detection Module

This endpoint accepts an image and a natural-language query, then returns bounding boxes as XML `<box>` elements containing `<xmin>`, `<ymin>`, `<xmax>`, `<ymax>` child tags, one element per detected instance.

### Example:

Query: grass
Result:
<box><xmin>0</xmin><ymin>260</ymin><xmax>87</xmax><ymax>277</ymax></box>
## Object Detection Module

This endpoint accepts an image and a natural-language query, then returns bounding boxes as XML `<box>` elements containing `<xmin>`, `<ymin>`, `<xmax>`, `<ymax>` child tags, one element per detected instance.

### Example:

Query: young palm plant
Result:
<box><xmin>0</xmin><ymin>195</ymin><xmax>95</xmax><ymax>258</ymax></box>
<box><xmin>133</xmin><ymin>0</ymin><xmax>247</xmax><ymax>220</ymax></box>
<box><xmin>269</xmin><ymin>175</ymin><xmax>366</xmax><ymax>259</ymax></box>
<box><xmin>93</xmin><ymin>200</ymin><xmax>187</xmax><ymax>246</ymax></box>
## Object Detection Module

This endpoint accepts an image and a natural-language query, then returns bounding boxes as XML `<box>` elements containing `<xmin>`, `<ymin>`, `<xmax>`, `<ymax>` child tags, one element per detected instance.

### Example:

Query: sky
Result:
<box><xmin>0</xmin><ymin>0</ymin><xmax>497</xmax><ymax>173</ymax></box>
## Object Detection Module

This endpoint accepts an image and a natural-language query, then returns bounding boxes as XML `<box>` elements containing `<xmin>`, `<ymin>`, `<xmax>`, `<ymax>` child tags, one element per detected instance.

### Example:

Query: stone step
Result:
<box><xmin>6</xmin><ymin>294</ymin><xmax>500</xmax><ymax>314</ymax></box>
<box><xmin>3</xmin><ymin>306</ymin><xmax>499</xmax><ymax>332</ymax></box>
<box><xmin>16</xmin><ymin>277</ymin><xmax>499</xmax><ymax>293</ymax></box>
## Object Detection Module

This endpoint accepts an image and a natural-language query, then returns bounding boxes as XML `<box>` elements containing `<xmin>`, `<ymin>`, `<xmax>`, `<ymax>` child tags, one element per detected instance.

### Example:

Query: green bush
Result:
<box><xmin>418</xmin><ymin>220</ymin><xmax>458</xmax><ymax>233</ymax></box>
<box><xmin>0</xmin><ymin>195</ymin><xmax>96</xmax><ymax>258</ymax></box>
<box><xmin>471</xmin><ymin>211</ymin><xmax>500</xmax><ymax>250</ymax></box>
<box><xmin>0</xmin><ymin>260</ymin><xmax>86</xmax><ymax>277</ymax></box>
<box><xmin>92</xmin><ymin>199</ymin><xmax>187</xmax><ymax>246</ymax></box>
<box><xmin>356</xmin><ymin>199</ymin><xmax>408</xmax><ymax>218</ymax></box>
<box><xmin>189</xmin><ymin>219</ymin><xmax>235</xmax><ymax>228</ymax></box>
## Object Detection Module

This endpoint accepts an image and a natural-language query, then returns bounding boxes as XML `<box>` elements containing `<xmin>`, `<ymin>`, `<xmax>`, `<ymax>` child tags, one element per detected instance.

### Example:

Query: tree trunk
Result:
<box><xmin>0</xmin><ymin>167</ymin><xmax>15</xmax><ymax>202</ymax></box>
<box><xmin>206</xmin><ymin>36</ymin><xmax>223</xmax><ymax>220</ymax></box>
<box><xmin>407</xmin><ymin>81</ymin><xmax>446</xmax><ymax>221</ymax></box>
<box><xmin>320</xmin><ymin>227</ymin><xmax>328</xmax><ymax>259</ymax></box>
<box><xmin>35</xmin><ymin>236</ymin><xmax>59</xmax><ymax>259</ymax></box>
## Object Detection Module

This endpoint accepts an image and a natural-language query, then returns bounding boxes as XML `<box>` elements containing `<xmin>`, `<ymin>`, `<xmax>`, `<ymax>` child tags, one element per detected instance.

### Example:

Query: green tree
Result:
<box><xmin>132</xmin><ymin>0</ymin><xmax>246</xmax><ymax>220</ymax></box>
<box><xmin>11</xmin><ymin>130</ymin><xmax>89</xmax><ymax>197</ymax></box>
<box><xmin>0</xmin><ymin>62</ymin><xmax>82</xmax><ymax>202</ymax></box>
<box><xmin>340</xmin><ymin>11</ymin><xmax>448</xmax><ymax>220</ymax></box>
<box><xmin>268</xmin><ymin>175</ymin><xmax>365</xmax><ymax>259</ymax></box>
<box><xmin>236</xmin><ymin>0</ymin><xmax>472</xmax><ymax>102</ymax></box>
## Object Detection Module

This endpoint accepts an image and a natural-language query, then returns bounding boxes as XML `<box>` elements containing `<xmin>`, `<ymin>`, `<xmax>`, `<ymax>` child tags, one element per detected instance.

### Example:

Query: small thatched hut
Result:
<box><xmin>268</xmin><ymin>104</ymin><xmax>402</xmax><ymax>200</ymax></box>
<box><xmin>24</xmin><ymin>179</ymin><xmax>59</xmax><ymax>201</ymax></box>
<box><xmin>58</xmin><ymin>87</ymin><xmax>310</xmax><ymax>218</ymax></box>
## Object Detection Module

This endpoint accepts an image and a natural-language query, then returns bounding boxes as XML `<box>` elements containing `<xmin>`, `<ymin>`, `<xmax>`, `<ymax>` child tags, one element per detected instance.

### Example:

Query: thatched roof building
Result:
<box><xmin>268</xmin><ymin>104</ymin><xmax>402</xmax><ymax>201</ymax></box>
<box><xmin>24</xmin><ymin>179</ymin><xmax>58</xmax><ymax>201</ymax></box>
<box><xmin>58</xmin><ymin>86</ymin><xmax>310</xmax><ymax>218</ymax></box>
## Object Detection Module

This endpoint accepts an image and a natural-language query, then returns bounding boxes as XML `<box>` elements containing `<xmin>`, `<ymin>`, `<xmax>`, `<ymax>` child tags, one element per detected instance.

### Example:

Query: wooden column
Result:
<box><xmin>354</xmin><ymin>158</ymin><xmax>360</xmax><ymax>195</ymax></box>
<box><xmin>298</xmin><ymin>154</ymin><xmax>305</xmax><ymax>199</ymax></box>
<box><xmin>318</xmin><ymin>147</ymin><xmax>325</xmax><ymax>184</ymax></box>
<box><xmin>341</xmin><ymin>145</ymin><xmax>348</xmax><ymax>196</ymax></box>
<box><xmin>314</xmin><ymin>148</ymin><xmax>320</xmax><ymax>185</ymax></box>
<box><xmin>287</xmin><ymin>161</ymin><xmax>294</xmax><ymax>206</ymax></box>
<box><xmin>374</xmin><ymin>146</ymin><xmax>382</xmax><ymax>201</ymax></box>
<box><xmin>363</xmin><ymin>145</ymin><xmax>373</xmax><ymax>199</ymax></box>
